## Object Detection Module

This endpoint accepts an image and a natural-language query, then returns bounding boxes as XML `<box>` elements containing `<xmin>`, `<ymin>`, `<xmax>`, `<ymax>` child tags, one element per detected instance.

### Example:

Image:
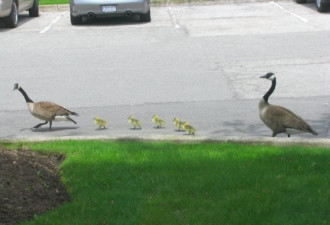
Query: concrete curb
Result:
<box><xmin>1</xmin><ymin>135</ymin><xmax>330</xmax><ymax>147</ymax></box>
<box><xmin>39</xmin><ymin>4</ymin><xmax>69</xmax><ymax>11</ymax></box>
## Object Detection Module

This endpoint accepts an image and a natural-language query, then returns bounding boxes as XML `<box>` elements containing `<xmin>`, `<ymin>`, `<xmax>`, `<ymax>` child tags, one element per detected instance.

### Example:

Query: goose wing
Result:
<box><xmin>35</xmin><ymin>101</ymin><xmax>78</xmax><ymax>117</ymax></box>
<box><xmin>270</xmin><ymin>105</ymin><xmax>312</xmax><ymax>131</ymax></box>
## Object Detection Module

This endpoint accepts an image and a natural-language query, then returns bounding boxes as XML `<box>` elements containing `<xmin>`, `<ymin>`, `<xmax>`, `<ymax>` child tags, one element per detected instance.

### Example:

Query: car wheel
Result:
<box><xmin>295</xmin><ymin>0</ymin><xmax>307</xmax><ymax>3</ymax></box>
<box><xmin>316</xmin><ymin>0</ymin><xmax>330</xmax><ymax>12</ymax></box>
<box><xmin>4</xmin><ymin>1</ymin><xmax>18</xmax><ymax>28</ymax></box>
<box><xmin>70</xmin><ymin>13</ymin><xmax>83</xmax><ymax>25</ymax></box>
<box><xmin>29</xmin><ymin>0</ymin><xmax>39</xmax><ymax>17</ymax></box>
<box><xmin>140</xmin><ymin>10</ymin><xmax>151</xmax><ymax>22</ymax></box>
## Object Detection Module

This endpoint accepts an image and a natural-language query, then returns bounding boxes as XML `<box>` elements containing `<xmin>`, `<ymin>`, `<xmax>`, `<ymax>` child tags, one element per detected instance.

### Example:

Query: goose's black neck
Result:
<box><xmin>18</xmin><ymin>87</ymin><xmax>34</xmax><ymax>103</ymax></box>
<box><xmin>263</xmin><ymin>78</ymin><xmax>276</xmax><ymax>103</ymax></box>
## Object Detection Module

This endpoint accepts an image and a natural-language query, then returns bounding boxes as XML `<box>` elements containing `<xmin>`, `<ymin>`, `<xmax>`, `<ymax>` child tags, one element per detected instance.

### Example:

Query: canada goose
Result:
<box><xmin>183</xmin><ymin>122</ymin><xmax>196</xmax><ymax>135</ymax></box>
<box><xmin>128</xmin><ymin>116</ymin><xmax>142</xmax><ymax>129</ymax></box>
<box><xmin>259</xmin><ymin>73</ymin><xmax>318</xmax><ymax>137</ymax></box>
<box><xmin>94</xmin><ymin>116</ymin><xmax>107</xmax><ymax>129</ymax></box>
<box><xmin>152</xmin><ymin>115</ymin><xmax>165</xmax><ymax>128</ymax></box>
<box><xmin>13</xmin><ymin>83</ymin><xmax>78</xmax><ymax>130</ymax></box>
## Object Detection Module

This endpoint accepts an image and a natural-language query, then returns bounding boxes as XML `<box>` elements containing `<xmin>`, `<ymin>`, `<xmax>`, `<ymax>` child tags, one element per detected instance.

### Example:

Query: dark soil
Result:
<box><xmin>0</xmin><ymin>145</ymin><xmax>69</xmax><ymax>225</ymax></box>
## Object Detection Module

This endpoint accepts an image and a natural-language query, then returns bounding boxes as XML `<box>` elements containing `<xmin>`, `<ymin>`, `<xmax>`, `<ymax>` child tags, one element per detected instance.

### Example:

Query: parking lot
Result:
<box><xmin>0</xmin><ymin>1</ymin><xmax>329</xmax><ymax>140</ymax></box>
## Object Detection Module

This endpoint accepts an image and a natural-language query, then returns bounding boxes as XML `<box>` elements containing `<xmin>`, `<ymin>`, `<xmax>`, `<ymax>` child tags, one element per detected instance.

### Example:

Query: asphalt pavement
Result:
<box><xmin>0</xmin><ymin>1</ymin><xmax>329</xmax><ymax>146</ymax></box>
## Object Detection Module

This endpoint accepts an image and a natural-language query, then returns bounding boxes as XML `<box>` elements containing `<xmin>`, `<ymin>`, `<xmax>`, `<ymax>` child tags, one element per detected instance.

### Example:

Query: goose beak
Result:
<box><xmin>260</xmin><ymin>74</ymin><xmax>268</xmax><ymax>79</ymax></box>
<box><xmin>13</xmin><ymin>83</ymin><xmax>19</xmax><ymax>91</ymax></box>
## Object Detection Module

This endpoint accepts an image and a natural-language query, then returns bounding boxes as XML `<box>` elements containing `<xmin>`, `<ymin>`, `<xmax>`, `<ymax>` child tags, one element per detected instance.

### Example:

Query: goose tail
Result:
<box><xmin>71</xmin><ymin>111</ymin><xmax>79</xmax><ymax>116</ymax></box>
<box><xmin>309</xmin><ymin>128</ymin><xmax>318</xmax><ymax>135</ymax></box>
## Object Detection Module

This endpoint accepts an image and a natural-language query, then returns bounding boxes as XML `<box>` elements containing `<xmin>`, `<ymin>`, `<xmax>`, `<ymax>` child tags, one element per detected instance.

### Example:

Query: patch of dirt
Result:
<box><xmin>0</xmin><ymin>145</ymin><xmax>70</xmax><ymax>225</ymax></box>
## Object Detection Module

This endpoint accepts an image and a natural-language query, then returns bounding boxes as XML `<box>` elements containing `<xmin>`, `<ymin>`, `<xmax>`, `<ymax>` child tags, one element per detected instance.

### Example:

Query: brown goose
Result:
<box><xmin>259</xmin><ymin>73</ymin><xmax>318</xmax><ymax>137</ymax></box>
<box><xmin>13</xmin><ymin>83</ymin><xmax>78</xmax><ymax>130</ymax></box>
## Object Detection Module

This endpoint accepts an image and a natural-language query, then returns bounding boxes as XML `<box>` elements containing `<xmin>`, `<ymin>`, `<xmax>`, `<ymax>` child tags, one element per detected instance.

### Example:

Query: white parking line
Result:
<box><xmin>166</xmin><ymin>0</ymin><xmax>181</xmax><ymax>29</ymax></box>
<box><xmin>270</xmin><ymin>1</ymin><xmax>309</xmax><ymax>23</ymax></box>
<box><xmin>167</xmin><ymin>6</ymin><xmax>181</xmax><ymax>29</ymax></box>
<box><xmin>40</xmin><ymin>12</ymin><xmax>67</xmax><ymax>34</ymax></box>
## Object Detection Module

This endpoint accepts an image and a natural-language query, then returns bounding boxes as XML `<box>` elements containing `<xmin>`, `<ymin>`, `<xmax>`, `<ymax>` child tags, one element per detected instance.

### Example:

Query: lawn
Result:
<box><xmin>39</xmin><ymin>0</ymin><xmax>69</xmax><ymax>5</ymax></box>
<box><xmin>3</xmin><ymin>140</ymin><xmax>330</xmax><ymax>225</ymax></box>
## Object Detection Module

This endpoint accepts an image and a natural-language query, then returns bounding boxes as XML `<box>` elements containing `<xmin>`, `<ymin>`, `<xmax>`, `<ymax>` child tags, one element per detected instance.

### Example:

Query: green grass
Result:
<box><xmin>39</xmin><ymin>0</ymin><xmax>69</xmax><ymax>5</ymax></box>
<box><xmin>3</xmin><ymin>141</ymin><xmax>330</xmax><ymax>225</ymax></box>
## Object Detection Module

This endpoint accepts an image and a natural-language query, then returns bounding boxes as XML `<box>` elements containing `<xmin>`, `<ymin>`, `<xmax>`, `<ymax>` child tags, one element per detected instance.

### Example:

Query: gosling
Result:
<box><xmin>94</xmin><ymin>116</ymin><xmax>107</xmax><ymax>129</ymax></box>
<box><xmin>128</xmin><ymin>116</ymin><xmax>142</xmax><ymax>129</ymax></box>
<box><xmin>183</xmin><ymin>122</ymin><xmax>196</xmax><ymax>135</ymax></box>
<box><xmin>152</xmin><ymin>115</ymin><xmax>165</xmax><ymax>128</ymax></box>
<box><xmin>173</xmin><ymin>117</ymin><xmax>185</xmax><ymax>131</ymax></box>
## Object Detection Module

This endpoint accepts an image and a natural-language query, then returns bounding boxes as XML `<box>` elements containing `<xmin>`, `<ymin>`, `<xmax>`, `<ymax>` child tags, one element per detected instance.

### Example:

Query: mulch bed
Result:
<box><xmin>0</xmin><ymin>145</ymin><xmax>70</xmax><ymax>225</ymax></box>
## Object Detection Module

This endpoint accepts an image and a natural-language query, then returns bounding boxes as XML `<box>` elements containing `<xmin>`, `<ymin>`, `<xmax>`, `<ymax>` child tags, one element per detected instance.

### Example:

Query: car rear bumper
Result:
<box><xmin>70</xmin><ymin>0</ymin><xmax>150</xmax><ymax>17</ymax></box>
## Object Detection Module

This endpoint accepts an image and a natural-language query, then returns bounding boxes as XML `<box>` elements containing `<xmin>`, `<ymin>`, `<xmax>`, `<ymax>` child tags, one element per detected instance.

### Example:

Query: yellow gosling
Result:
<box><xmin>183</xmin><ymin>122</ymin><xmax>196</xmax><ymax>135</ymax></box>
<box><xmin>173</xmin><ymin>117</ymin><xmax>185</xmax><ymax>131</ymax></box>
<box><xmin>128</xmin><ymin>116</ymin><xmax>142</xmax><ymax>129</ymax></box>
<box><xmin>152</xmin><ymin>115</ymin><xmax>165</xmax><ymax>128</ymax></box>
<box><xmin>94</xmin><ymin>116</ymin><xmax>107</xmax><ymax>129</ymax></box>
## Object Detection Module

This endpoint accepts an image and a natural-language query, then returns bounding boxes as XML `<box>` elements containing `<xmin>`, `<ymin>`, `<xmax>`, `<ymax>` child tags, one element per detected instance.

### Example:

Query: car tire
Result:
<box><xmin>140</xmin><ymin>10</ymin><xmax>151</xmax><ymax>22</ymax></box>
<box><xmin>316</xmin><ymin>0</ymin><xmax>330</xmax><ymax>12</ymax></box>
<box><xmin>295</xmin><ymin>0</ymin><xmax>307</xmax><ymax>3</ymax></box>
<box><xmin>29</xmin><ymin>0</ymin><xmax>39</xmax><ymax>17</ymax></box>
<box><xmin>70</xmin><ymin>13</ymin><xmax>83</xmax><ymax>25</ymax></box>
<box><xmin>4</xmin><ymin>1</ymin><xmax>18</xmax><ymax>28</ymax></box>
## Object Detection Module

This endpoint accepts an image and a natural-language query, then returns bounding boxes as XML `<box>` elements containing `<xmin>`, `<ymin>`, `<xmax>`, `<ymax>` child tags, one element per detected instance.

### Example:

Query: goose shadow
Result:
<box><xmin>95</xmin><ymin>128</ymin><xmax>108</xmax><ymax>131</ymax></box>
<box><xmin>153</xmin><ymin>126</ymin><xmax>166</xmax><ymax>129</ymax></box>
<box><xmin>212</xmin><ymin>117</ymin><xmax>329</xmax><ymax>138</ymax></box>
<box><xmin>211</xmin><ymin>120</ymin><xmax>269</xmax><ymax>137</ymax></box>
<box><xmin>22</xmin><ymin>127</ymin><xmax>79</xmax><ymax>132</ymax></box>
<box><xmin>130</xmin><ymin>127</ymin><xmax>142</xmax><ymax>130</ymax></box>
<box><xmin>174</xmin><ymin>129</ymin><xmax>186</xmax><ymax>132</ymax></box>
<box><xmin>182</xmin><ymin>133</ymin><xmax>195</xmax><ymax>136</ymax></box>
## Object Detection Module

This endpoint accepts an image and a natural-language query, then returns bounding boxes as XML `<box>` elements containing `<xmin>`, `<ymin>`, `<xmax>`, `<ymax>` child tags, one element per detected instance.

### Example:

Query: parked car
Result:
<box><xmin>0</xmin><ymin>0</ymin><xmax>39</xmax><ymax>28</ymax></box>
<box><xmin>70</xmin><ymin>0</ymin><xmax>151</xmax><ymax>25</ymax></box>
<box><xmin>296</xmin><ymin>0</ymin><xmax>330</xmax><ymax>12</ymax></box>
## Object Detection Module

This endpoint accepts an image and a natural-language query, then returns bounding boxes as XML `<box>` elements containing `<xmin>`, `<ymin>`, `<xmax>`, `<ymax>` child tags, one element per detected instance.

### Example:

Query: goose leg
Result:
<box><xmin>34</xmin><ymin>121</ymin><xmax>48</xmax><ymax>128</ymax></box>
<box><xmin>287</xmin><ymin>134</ymin><xmax>290</xmax><ymax>138</ymax></box>
<box><xmin>66</xmin><ymin>116</ymin><xmax>77</xmax><ymax>124</ymax></box>
<box><xmin>49</xmin><ymin>121</ymin><xmax>52</xmax><ymax>130</ymax></box>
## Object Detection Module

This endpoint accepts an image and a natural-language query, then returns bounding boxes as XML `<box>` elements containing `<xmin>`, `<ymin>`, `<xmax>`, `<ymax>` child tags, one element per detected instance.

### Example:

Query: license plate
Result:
<box><xmin>101</xmin><ymin>5</ymin><xmax>116</xmax><ymax>13</ymax></box>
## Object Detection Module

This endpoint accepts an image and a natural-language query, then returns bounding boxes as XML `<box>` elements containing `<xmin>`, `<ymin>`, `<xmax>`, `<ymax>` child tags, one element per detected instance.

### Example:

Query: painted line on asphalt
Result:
<box><xmin>167</xmin><ymin>7</ymin><xmax>181</xmax><ymax>29</ymax></box>
<box><xmin>40</xmin><ymin>11</ymin><xmax>67</xmax><ymax>34</ymax></box>
<box><xmin>270</xmin><ymin>1</ymin><xmax>309</xmax><ymax>23</ymax></box>
<box><xmin>166</xmin><ymin>0</ymin><xmax>181</xmax><ymax>29</ymax></box>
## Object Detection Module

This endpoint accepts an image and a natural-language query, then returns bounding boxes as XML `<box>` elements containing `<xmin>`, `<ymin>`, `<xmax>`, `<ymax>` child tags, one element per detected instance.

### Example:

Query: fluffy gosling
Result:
<box><xmin>152</xmin><ymin>115</ymin><xmax>165</xmax><ymax>128</ymax></box>
<box><xmin>183</xmin><ymin>122</ymin><xmax>196</xmax><ymax>135</ymax></box>
<box><xmin>173</xmin><ymin>117</ymin><xmax>185</xmax><ymax>131</ymax></box>
<box><xmin>128</xmin><ymin>116</ymin><xmax>142</xmax><ymax>129</ymax></box>
<box><xmin>94</xmin><ymin>116</ymin><xmax>107</xmax><ymax>129</ymax></box>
